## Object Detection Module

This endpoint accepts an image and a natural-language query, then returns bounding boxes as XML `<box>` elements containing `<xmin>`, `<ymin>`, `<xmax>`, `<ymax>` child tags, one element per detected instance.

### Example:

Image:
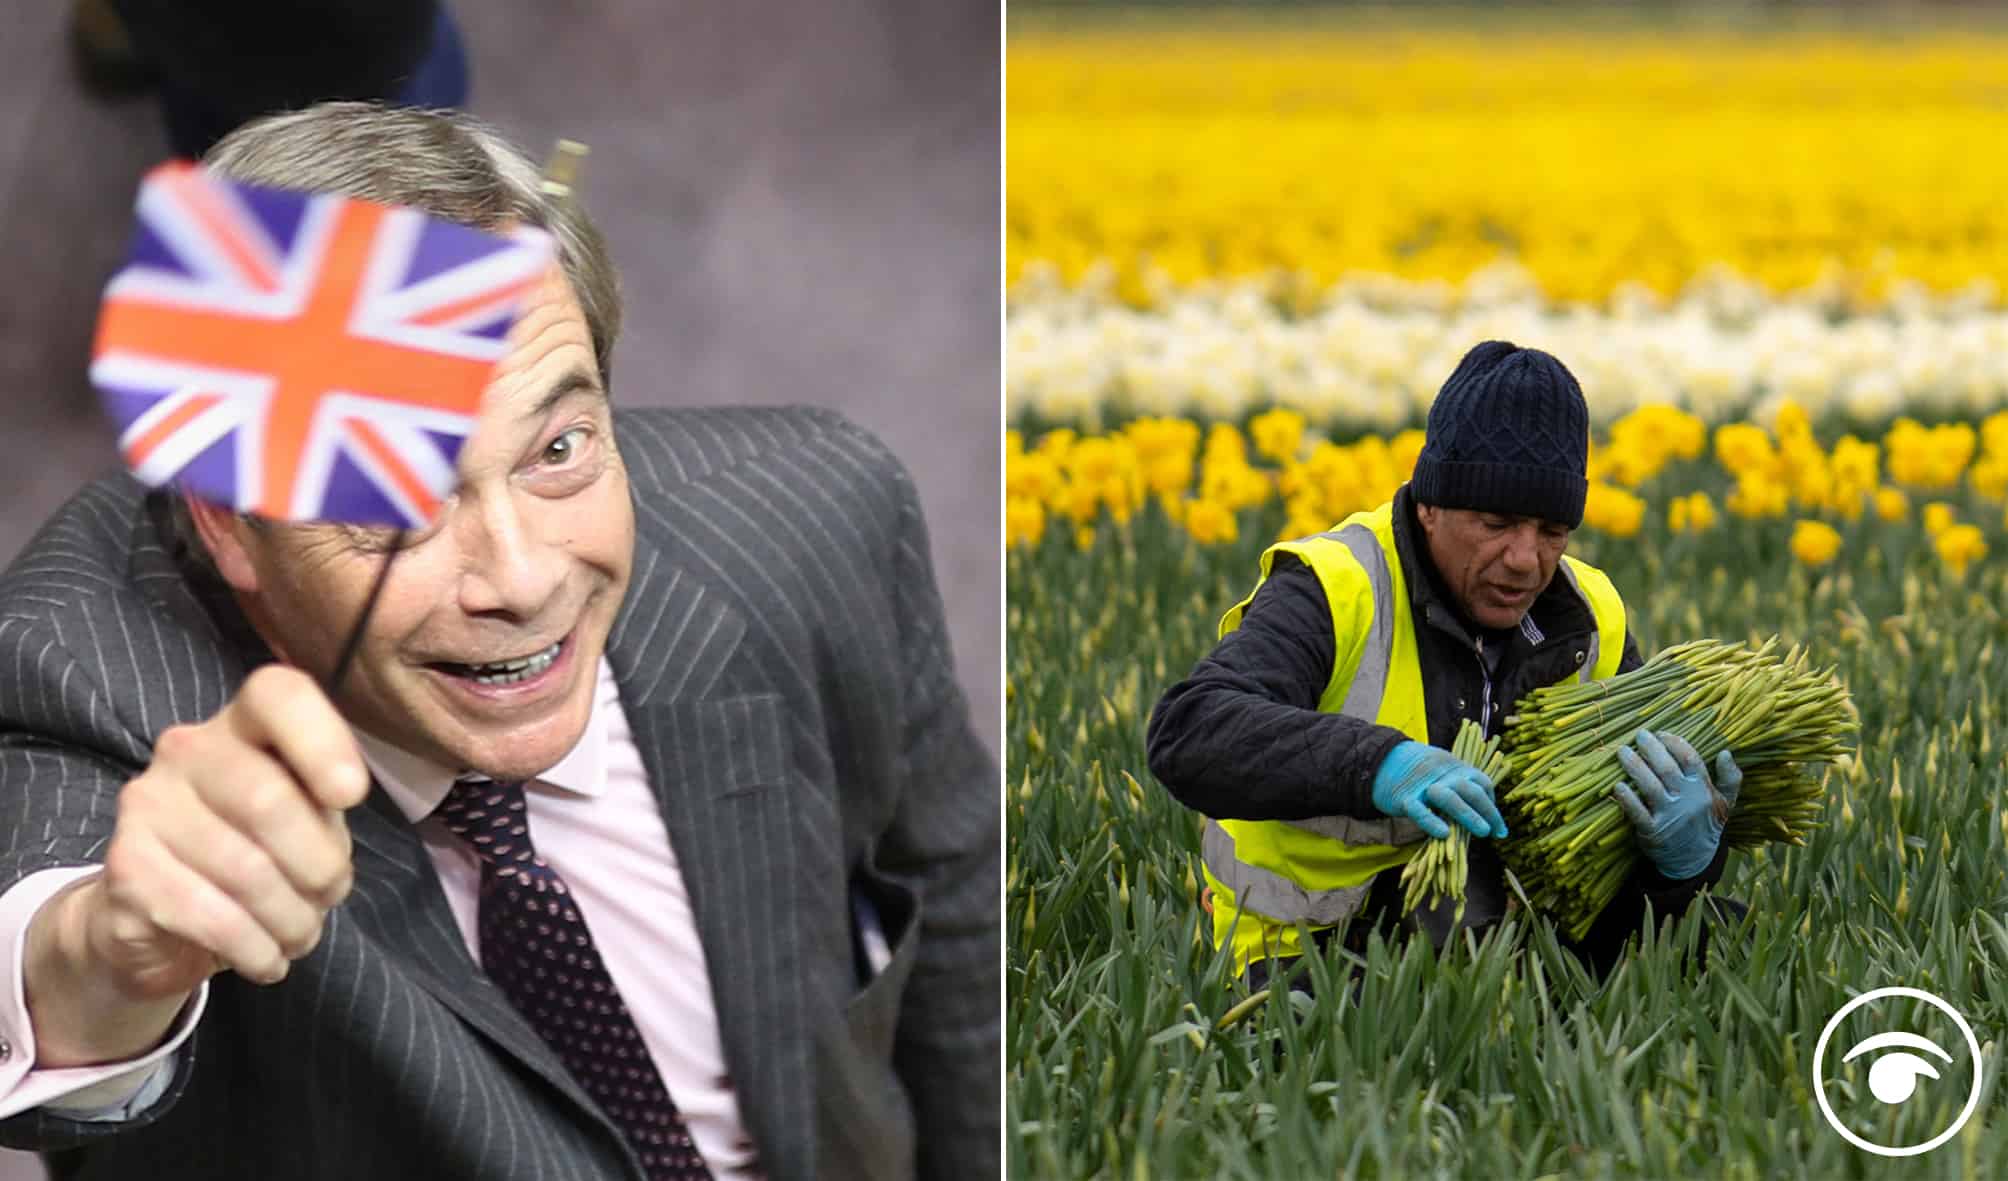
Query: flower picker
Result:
<box><xmin>1149</xmin><ymin>341</ymin><xmax>1760</xmax><ymax>996</ymax></box>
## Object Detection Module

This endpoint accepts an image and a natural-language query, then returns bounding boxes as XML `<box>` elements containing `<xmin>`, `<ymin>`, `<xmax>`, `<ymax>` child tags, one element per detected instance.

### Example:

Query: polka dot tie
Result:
<box><xmin>435</xmin><ymin>777</ymin><xmax>715</xmax><ymax>1180</ymax></box>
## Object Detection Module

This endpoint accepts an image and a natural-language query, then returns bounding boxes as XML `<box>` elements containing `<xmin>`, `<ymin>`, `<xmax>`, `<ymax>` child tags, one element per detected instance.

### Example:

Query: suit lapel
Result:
<box><xmin>343</xmin><ymin>784</ymin><xmax>630</xmax><ymax>1136</ymax></box>
<box><xmin>607</xmin><ymin>502</ymin><xmax>823</xmax><ymax>1181</ymax></box>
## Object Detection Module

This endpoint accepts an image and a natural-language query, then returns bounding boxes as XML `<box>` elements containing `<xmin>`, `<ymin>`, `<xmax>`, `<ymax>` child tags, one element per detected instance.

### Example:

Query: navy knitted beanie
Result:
<box><xmin>1409</xmin><ymin>340</ymin><xmax>1590</xmax><ymax>529</ymax></box>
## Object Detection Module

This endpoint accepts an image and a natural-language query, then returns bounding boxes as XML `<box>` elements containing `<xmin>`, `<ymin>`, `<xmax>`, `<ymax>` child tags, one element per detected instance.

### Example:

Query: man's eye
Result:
<box><xmin>543</xmin><ymin>427</ymin><xmax>588</xmax><ymax>466</ymax></box>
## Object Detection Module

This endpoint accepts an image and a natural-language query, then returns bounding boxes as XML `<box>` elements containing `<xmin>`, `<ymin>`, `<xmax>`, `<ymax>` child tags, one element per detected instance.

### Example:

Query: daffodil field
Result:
<box><xmin>1007</xmin><ymin>15</ymin><xmax>2008</xmax><ymax>1180</ymax></box>
<box><xmin>1009</xmin><ymin>27</ymin><xmax>2008</xmax><ymax>432</ymax></box>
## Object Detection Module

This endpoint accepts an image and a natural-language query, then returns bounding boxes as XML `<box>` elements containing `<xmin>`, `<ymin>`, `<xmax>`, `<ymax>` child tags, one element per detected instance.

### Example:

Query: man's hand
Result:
<box><xmin>1371</xmin><ymin>740</ymin><xmax>1509</xmax><ymax>841</ymax></box>
<box><xmin>1613</xmin><ymin>729</ymin><xmax>1741</xmax><ymax>880</ymax></box>
<box><xmin>25</xmin><ymin>665</ymin><xmax>370</xmax><ymax>1067</ymax></box>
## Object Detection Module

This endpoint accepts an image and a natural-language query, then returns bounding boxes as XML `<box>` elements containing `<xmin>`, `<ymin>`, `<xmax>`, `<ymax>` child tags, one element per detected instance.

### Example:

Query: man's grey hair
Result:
<box><xmin>168</xmin><ymin>101</ymin><xmax>622</xmax><ymax>568</ymax></box>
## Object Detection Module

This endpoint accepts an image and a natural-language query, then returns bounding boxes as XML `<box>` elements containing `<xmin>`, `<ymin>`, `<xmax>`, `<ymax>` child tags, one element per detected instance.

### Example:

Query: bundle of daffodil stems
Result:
<box><xmin>1495</xmin><ymin>637</ymin><xmax>1857</xmax><ymax>940</ymax></box>
<box><xmin>1399</xmin><ymin>719</ymin><xmax>1507</xmax><ymax>925</ymax></box>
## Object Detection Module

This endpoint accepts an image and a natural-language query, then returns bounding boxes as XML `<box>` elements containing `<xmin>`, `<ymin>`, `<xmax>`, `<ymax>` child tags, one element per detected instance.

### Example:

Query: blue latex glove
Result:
<box><xmin>1371</xmin><ymin>740</ymin><xmax>1508</xmax><ymax>841</ymax></box>
<box><xmin>1613</xmin><ymin>730</ymin><xmax>1743</xmax><ymax>880</ymax></box>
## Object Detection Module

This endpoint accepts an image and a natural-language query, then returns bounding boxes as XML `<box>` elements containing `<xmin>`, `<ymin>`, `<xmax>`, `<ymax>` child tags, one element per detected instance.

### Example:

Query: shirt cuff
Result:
<box><xmin>0</xmin><ymin>867</ymin><xmax>207</xmax><ymax>1121</ymax></box>
<box><xmin>42</xmin><ymin>1049</ymin><xmax>181</xmax><ymax>1122</ymax></box>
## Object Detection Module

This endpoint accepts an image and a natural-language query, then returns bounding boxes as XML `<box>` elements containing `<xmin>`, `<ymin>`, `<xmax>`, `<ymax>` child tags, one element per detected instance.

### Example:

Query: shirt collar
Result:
<box><xmin>357</xmin><ymin>658</ymin><xmax>614</xmax><ymax>823</ymax></box>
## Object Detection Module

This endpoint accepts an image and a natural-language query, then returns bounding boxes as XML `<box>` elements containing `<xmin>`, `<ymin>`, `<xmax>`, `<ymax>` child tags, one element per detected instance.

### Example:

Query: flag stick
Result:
<box><xmin>327</xmin><ymin>527</ymin><xmax>408</xmax><ymax>696</ymax></box>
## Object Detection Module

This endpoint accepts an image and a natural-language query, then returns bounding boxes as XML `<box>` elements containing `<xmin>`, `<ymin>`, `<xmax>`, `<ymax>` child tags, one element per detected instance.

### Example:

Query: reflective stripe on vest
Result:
<box><xmin>1285</xmin><ymin>522</ymin><xmax>1419</xmax><ymax>846</ymax></box>
<box><xmin>1198</xmin><ymin>516</ymin><xmax>1423</xmax><ymax>930</ymax></box>
<box><xmin>1200</xmin><ymin>822</ymin><xmax>1372</xmax><ymax>928</ymax></box>
<box><xmin>1329</xmin><ymin>523</ymin><xmax>1394</xmax><ymax>720</ymax></box>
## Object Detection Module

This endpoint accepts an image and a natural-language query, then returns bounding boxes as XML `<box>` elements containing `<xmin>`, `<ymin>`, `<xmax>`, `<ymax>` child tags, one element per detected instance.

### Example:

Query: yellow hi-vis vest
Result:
<box><xmin>1199</xmin><ymin>501</ymin><xmax>1628</xmax><ymax>973</ymax></box>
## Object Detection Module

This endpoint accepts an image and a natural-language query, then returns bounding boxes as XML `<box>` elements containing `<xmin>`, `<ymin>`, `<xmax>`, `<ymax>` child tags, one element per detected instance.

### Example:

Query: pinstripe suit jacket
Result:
<box><xmin>0</xmin><ymin>406</ymin><xmax>999</xmax><ymax>1181</ymax></box>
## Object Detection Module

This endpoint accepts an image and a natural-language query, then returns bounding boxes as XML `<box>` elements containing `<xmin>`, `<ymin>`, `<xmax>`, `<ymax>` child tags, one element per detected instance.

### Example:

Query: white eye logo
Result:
<box><xmin>1814</xmin><ymin>986</ymin><xmax>1984</xmax><ymax>1157</ymax></box>
<box><xmin>1843</xmin><ymin>1031</ymin><xmax>1953</xmax><ymax>1105</ymax></box>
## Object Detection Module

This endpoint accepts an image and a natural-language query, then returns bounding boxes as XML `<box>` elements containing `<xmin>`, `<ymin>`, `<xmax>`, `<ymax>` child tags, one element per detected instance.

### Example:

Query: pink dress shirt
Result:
<box><xmin>0</xmin><ymin>659</ymin><xmax>759</xmax><ymax>1178</ymax></box>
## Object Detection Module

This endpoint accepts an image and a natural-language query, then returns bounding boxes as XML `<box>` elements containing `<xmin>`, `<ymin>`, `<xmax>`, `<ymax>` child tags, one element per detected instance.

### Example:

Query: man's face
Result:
<box><xmin>1414</xmin><ymin>503</ymin><xmax>1569</xmax><ymax>631</ymax></box>
<box><xmin>199</xmin><ymin>270</ymin><xmax>634</xmax><ymax>781</ymax></box>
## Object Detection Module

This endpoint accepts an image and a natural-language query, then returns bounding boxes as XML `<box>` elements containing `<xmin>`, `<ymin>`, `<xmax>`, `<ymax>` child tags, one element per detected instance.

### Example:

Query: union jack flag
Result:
<box><xmin>91</xmin><ymin>161</ymin><xmax>555</xmax><ymax>527</ymax></box>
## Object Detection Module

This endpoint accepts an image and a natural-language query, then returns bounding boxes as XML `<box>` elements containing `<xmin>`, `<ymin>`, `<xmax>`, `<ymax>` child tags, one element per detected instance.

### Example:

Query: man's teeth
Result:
<box><xmin>462</xmin><ymin>642</ymin><xmax>562</xmax><ymax>685</ymax></box>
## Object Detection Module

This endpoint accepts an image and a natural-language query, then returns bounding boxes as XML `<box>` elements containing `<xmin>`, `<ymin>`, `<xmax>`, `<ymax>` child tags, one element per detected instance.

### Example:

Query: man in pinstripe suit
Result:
<box><xmin>0</xmin><ymin>104</ymin><xmax>998</xmax><ymax>1180</ymax></box>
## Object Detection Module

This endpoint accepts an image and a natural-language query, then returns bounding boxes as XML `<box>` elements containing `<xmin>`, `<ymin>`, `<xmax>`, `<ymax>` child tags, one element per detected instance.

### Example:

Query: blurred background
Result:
<box><xmin>0</xmin><ymin>2</ymin><xmax>994</xmax><ymax>1174</ymax></box>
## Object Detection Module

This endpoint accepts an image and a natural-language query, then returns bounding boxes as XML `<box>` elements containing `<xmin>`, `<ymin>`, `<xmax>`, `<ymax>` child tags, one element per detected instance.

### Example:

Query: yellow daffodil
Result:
<box><xmin>1773</xmin><ymin>400</ymin><xmax>1814</xmax><ymax>445</ymax></box>
<box><xmin>1601</xmin><ymin>405</ymin><xmax>1709</xmax><ymax>488</ymax></box>
<box><xmin>1143</xmin><ymin>453</ymin><xmax>1194</xmax><ymax>498</ymax></box>
<box><xmin>1685</xmin><ymin>493</ymin><xmax>1718</xmax><ymax>531</ymax></box>
<box><xmin>1034</xmin><ymin>428</ymin><xmax>1076</xmax><ymax>466</ymax></box>
<box><xmin>1249</xmin><ymin>407</ymin><xmax>1308</xmax><ymax>465</ymax></box>
<box><xmin>1932</xmin><ymin>425</ymin><xmax>1978</xmax><ymax>487</ymax></box>
<box><xmin>1100</xmin><ymin>476</ymin><xmax>1138</xmax><ymax>526</ymax></box>
<box><xmin>1389</xmin><ymin>430</ymin><xmax>1429</xmax><ymax>479</ymax></box>
<box><xmin>1781</xmin><ymin>441</ymin><xmax>1834</xmax><ymax>511</ymax></box>
<box><xmin>1005</xmin><ymin>497</ymin><xmax>1047</xmax><ymax>549</ymax></box>
<box><xmin>1182</xmin><ymin>498</ymin><xmax>1239</xmax><ymax>545</ymax></box>
<box><xmin>1061</xmin><ymin>479</ymin><xmax>1103</xmax><ymax>526</ymax></box>
<box><xmin>1829</xmin><ymin>436</ymin><xmax>1880</xmax><ymax>490</ymax></box>
<box><xmin>1200</xmin><ymin>458</ymin><xmax>1272</xmax><ymax>513</ymax></box>
<box><xmin>1668</xmin><ymin>492</ymin><xmax>1718</xmax><ymax>534</ymax></box>
<box><xmin>1790</xmin><ymin>520</ymin><xmax>1842</xmax><ymax>567</ymax></box>
<box><xmin>1936</xmin><ymin>524</ymin><xmax>1988</xmax><ymax>577</ymax></box>
<box><xmin>1006</xmin><ymin>450</ymin><xmax>1063</xmax><ymax>504</ymax></box>
<box><xmin>1874</xmin><ymin>486</ymin><xmax>1910</xmax><ymax>522</ymax></box>
<box><xmin>1065</xmin><ymin>437</ymin><xmax>1125</xmax><ymax>486</ymax></box>
<box><xmin>1726</xmin><ymin>473</ymin><xmax>1789</xmax><ymax>519</ymax></box>
<box><xmin>1124</xmin><ymin>418</ymin><xmax>1201</xmax><ymax>493</ymax></box>
<box><xmin>1584</xmin><ymin>483</ymin><xmax>1647</xmax><ymax>538</ymax></box>
<box><xmin>1886</xmin><ymin>420</ymin><xmax>1977</xmax><ymax>489</ymax></box>
<box><xmin>1281</xmin><ymin>496</ymin><xmax>1330</xmax><ymax>542</ymax></box>
<box><xmin>1970</xmin><ymin>455</ymin><xmax>2008</xmax><ymax>501</ymax></box>
<box><xmin>1983</xmin><ymin>411</ymin><xmax>2008</xmax><ymax>462</ymax></box>
<box><xmin>1715</xmin><ymin>425</ymin><xmax>1780</xmax><ymax>480</ymax></box>
<box><xmin>1204</xmin><ymin>422</ymin><xmax>1249</xmax><ymax>464</ymax></box>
